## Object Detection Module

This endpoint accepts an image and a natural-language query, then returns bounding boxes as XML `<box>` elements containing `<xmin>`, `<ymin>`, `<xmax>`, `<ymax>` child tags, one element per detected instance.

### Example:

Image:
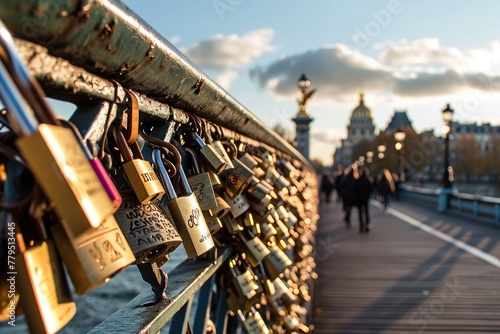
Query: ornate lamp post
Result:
<box><xmin>441</xmin><ymin>104</ymin><xmax>454</xmax><ymax>188</ymax></box>
<box><xmin>377</xmin><ymin>143</ymin><xmax>386</xmax><ymax>168</ymax></box>
<box><xmin>394</xmin><ymin>127</ymin><xmax>406</xmax><ymax>181</ymax></box>
<box><xmin>292</xmin><ymin>73</ymin><xmax>316</xmax><ymax>160</ymax></box>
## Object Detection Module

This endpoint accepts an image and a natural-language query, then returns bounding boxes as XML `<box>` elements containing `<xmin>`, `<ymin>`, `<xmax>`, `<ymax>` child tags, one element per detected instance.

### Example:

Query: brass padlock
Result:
<box><xmin>259</xmin><ymin>216</ymin><xmax>278</xmax><ymax>241</ymax></box>
<box><xmin>112</xmin><ymin>126</ymin><xmax>165</xmax><ymax>204</ymax></box>
<box><xmin>217</xmin><ymin>141</ymin><xmax>254</xmax><ymax>199</ymax></box>
<box><xmin>203</xmin><ymin>195</ymin><xmax>231</xmax><ymax>224</ymax></box>
<box><xmin>222</xmin><ymin>192</ymin><xmax>250</xmax><ymax>219</ymax></box>
<box><xmin>154</xmin><ymin>148</ymin><xmax>214</xmax><ymax>258</ymax></box>
<box><xmin>238</xmin><ymin>152</ymin><xmax>259</xmax><ymax>170</ymax></box>
<box><xmin>51</xmin><ymin>212</ymin><xmax>136</xmax><ymax>295</ymax></box>
<box><xmin>236</xmin><ymin>230</ymin><xmax>270</xmax><ymax>268</ymax></box>
<box><xmin>14</xmin><ymin>219</ymin><xmax>76</xmax><ymax>334</ymax></box>
<box><xmin>206</xmin><ymin>216</ymin><xmax>223</xmax><ymax>235</ymax></box>
<box><xmin>272</xmin><ymin>277</ymin><xmax>298</xmax><ymax>308</ymax></box>
<box><xmin>230</xmin><ymin>259</ymin><xmax>259</xmax><ymax>300</ymax></box>
<box><xmin>184</xmin><ymin>147</ymin><xmax>217</xmax><ymax>211</ymax></box>
<box><xmin>113</xmin><ymin>190</ymin><xmax>182</xmax><ymax>264</ymax></box>
<box><xmin>239</xmin><ymin>308</ymin><xmax>270</xmax><ymax>334</ymax></box>
<box><xmin>0</xmin><ymin>29</ymin><xmax>115</xmax><ymax>235</ymax></box>
<box><xmin>262</xmin><ymin>243</ymin><xmax>293</xmax><ymax>281</ymax></box>
<box><xmin>190</xmin><ymin>132</ymin><xmax>227</xmax><ymax>173</ymax></box>
<box><xmin>221</xmin><ymin>214</ymin><xmax>244</xmax><ymax>234</ymax></box>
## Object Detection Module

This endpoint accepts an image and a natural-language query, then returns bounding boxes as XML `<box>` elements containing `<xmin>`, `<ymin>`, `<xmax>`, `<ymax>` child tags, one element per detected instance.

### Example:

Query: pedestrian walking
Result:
<box><xmin>319</xmin><ymin>170</ymin><xmax>335</xmax><ymax>204</ymax></box>
<box><xmin>355</xmin><ymin>167</ymin><xmax>374</xmax><ymax>233</ymax></box>
<box><xmin>377</xmin><ymin>168</ymin><xmax>396</xmax><ymax>213</ymax></box>
<box><xmin>341</xmin><ymin>165</ymin><xmax>358</xmax><ymax>227</ymax></box>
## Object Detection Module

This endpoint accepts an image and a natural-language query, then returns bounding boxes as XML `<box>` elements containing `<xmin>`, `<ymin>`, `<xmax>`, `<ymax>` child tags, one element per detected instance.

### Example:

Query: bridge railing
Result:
<box><xmin>0</xmin><ymin>1</ymin><xmax>319</xmax><ymax>333</ymax></box>
<box><xmin>400</xmin><ymin>184</ymin><xmax>500</xmax><ymax>225</ymax></box>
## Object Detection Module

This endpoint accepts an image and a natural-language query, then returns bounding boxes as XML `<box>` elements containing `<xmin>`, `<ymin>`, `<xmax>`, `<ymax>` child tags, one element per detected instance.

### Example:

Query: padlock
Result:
<box><xmin>229</xmin><ymin>259</ymin><xmax>259</xmax><ymax>300</ymax></box>
<box><xmin>112</xmin><ymin>126</ymin><xmax>165</xmax><ymax>204</ymax></box>
<box><xmin>239</xmin><ymin>308</ymin><xmax>270</xmax><ymax>334</ymax></box>
<box><xmin>203</xmin><ymin>195</ymin><xmax>231</xmax><ymax>223</ymax></box>
<box><xmin>12</xmin><ymin>207</ymin><xmax>76</xmax><ymax>334</ymax></box>
<box><xmin>0</xmin><ymin>29</ymin><xmax>115</xmax><ymax>235</ymax></box>
<box><xmin>184</xmin><ymin>147</ymin><xmax>217</xmax><ymax>211</ymax></box>
<box><xmin>190</xmin><ymin>132</ymin><xmax>227</xmax><ymax>173</ymax></box>
<box><xmin>236</xmin><ymin>230</ymin><xmax>270</xmax><ymax>268</ymax></box>
<box><xmin>238</xmin><ymin>152</ymin><xmax>259</xmax><ymax>170</ymax></box>
<box><xmin>259</xmin><ymin>216</ymin><xmax>278</xmax><ymax>241</ymax></box>
<box><xmin>278</xmin><ymin>158</ymin><xmax>296</xmax><ymax>177</ymax></box>
<box><xmin>113</xmin><ymin>190</ymin><xmax>182</xmax><ymax>264</ymax></box>
<box><xmin>51</xmin><ymin>211</ymin><xmax>136</xmax><ymax>294</ymax></box>
<box><xmin>60</xmin><ymin>119</ymin><xmax>122</xmax><ymax>210</ymax></box>
<box><xmin>221</xmin><ymin>214</ymin><xmax>244</xmax><ymax>234</ymax></box>
<box><xmin>217</xmin><ymin>141</ymin><xmax>254</xmax><ymax>198</ymax></box>
<box><xmin>206</xmin><ymin>216</ymin><xmax>223</xmax><ymax>235</ymax></box>
<box><xmin>153</xmin><ymin>148</ymin><xmax>214</xmax><ymax>258</ymax></box>
<box><xmin>222</xmin><ymin>192</ymin><xmax>250</xmax><ymax>219</ymax></box>
<box><xmin>262</xmin><ymin>243</ymin><xmax>293</xmax><ymax>281</ymax></box>
<box><xmin>272</xmin><ymin>277</ymin><xmax>298</xmax><ymax>308</ymax></box>
<box><xmin>17</xmin><ymin>238</ymin><xmax>77</xmax><ymax>334</ymax></box>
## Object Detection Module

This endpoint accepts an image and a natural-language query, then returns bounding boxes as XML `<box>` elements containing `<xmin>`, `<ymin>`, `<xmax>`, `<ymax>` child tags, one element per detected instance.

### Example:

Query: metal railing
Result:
<box><xmin>0</xmin><ymin>1</ymin><xmax>319</xmax><ymax>333</ymax></box>
<box><xmin>400</xmin><ymin>184</ymin><xmax>500</xmax><ymax>225</ymax></box>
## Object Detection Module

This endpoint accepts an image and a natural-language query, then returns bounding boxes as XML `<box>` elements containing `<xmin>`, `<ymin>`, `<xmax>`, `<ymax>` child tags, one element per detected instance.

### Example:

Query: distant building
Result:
<box><xmin>333</xmin><ymin>93</ymin><xmax>375</xmax><ymax>167</ymax></box>
<box><xmin>418</xmin><ymin>122</ymin><xmax>500</xmax><ymax>182</ymax></box>
<box><xmin>384</xmin><ymin>110</ymin><xmax>414</xmax><ymax>133</ymax></box>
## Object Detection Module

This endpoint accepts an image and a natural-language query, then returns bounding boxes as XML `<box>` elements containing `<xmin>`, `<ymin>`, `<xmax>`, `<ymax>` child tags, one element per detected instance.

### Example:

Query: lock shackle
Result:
<box><xmin>153</xmin><ymin>148</ymin><xmax>177</xmax><ymax>200</ymax></box>
<box><xmin>191</xmin><ymin>132</ymin><xmax>209</xmax><ymax>149</ymax></box>
<box><xmin>140</xmin><ymin>124</ymin><xmax>182</xmax><ymax>172</ymax></box>
<box><xmin>177</xmin><ymin>165</ymin><xmax>193</xmax><ymax>196</ymax></box>
<box><xmin>123</xmin><ymin>90</ymin><xmax>139</xmax><ymax>145</ymax></box>
<box><xmin>229</xmin><ymin>258</ymin><xmax>239</xmax><ymax>277</ymax></box>
<box><xmin>184</xmin><ymin>147</ymin><xmax>201</xmax><ymax>174</ymax></box>
<box><xmin>222</xmin><ymin>140</ymin><xmax>238</xmax><ymax>160</ymax></box>
<box><xmin>0</xmin><ymin>21</ymin><xmax>60</xmax><ymax>128</ymax></box>
<box><xmin>111</xmin><ymin>125</ymin><xmax>145</xmax><ymax>162</ymax></box>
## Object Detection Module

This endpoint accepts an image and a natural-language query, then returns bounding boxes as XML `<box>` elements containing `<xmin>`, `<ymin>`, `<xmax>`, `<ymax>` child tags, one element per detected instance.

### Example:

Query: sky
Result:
<box><xmin>113</xmin><ymin>1</ymin><xmax>500</xmax><ymax>165</ymax></box>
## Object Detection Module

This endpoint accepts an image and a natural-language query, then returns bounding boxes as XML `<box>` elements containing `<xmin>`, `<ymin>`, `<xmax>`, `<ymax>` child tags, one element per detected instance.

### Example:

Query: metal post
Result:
<box><xmin>442</xmin><ymin>132</ymin><xmax>452</xmax><ymax>188</ymax></box>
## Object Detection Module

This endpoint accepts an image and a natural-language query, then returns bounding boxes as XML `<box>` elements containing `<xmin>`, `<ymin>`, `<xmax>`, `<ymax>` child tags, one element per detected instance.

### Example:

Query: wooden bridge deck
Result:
<box><xmin>312</xmin><ymin>198</ymin><xmax>500</xmax><ymax>334</ymax></box>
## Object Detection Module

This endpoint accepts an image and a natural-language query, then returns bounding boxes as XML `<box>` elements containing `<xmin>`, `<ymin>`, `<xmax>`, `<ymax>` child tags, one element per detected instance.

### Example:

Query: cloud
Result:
<box><xmin>169</xmin><ymin>35</ymin><xmax>181</xmax><ymax>44</ymax></box>
<box><xmin>379</xmin><ymin>38</ymin><xmax>500</xmax><ymax>74</ymax></box>
<box><xmin>250</xmin><ymin>41</ymin><xmax>500</xmax><ymax>101</ymax></box>
<box><xmin>180</xmin><ymin>29</ymin><xmax>275</xmax><ymax>90</ymax></box>
<box><xmin>180</xmin><ymin>29</ymin><xmax>275</xmax><ymax>70</ymax></box>
<box><xmin>216</xmin><ymin>69</ymin><xmax>239</xmax><ymax>90</ymax></box>
<box><xmin>250</xmin><ymin>44</ymin><xmax>392</xmax><ymax>101</ymax></box>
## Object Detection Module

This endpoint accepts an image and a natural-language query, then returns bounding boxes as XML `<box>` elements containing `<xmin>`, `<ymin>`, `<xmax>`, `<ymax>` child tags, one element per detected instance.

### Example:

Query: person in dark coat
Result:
<box><xmin>341</xmin><ymin>165</ymin><xmax>358</xmax><ymax>226</ymax></box>
<box><xmin>377</xmin><ymin>168</ymin><xmax>396</xmax><ymax>212</ymax></box>
<box><xmin>356</xmin><ymin>167</ymin><xmax>374</xmax><ymax>233</ymax></box>
<box><xmin>334</xmin><ymin>165</ymin><xmax>345</xmax><ymax>203</ymax></box>
<box><xmin>319</xmin><ymin>171</ymin><xmax>335</xmax><ymax>204</ymax></box>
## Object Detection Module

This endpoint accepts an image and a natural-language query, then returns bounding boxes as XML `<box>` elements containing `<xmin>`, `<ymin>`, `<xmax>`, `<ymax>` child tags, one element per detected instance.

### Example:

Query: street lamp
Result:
<box><xmin>295</xmin><ymin>73</ymin><xmax>316</xmax><ymax>118</ymax></box>
<box><xmin>394</xmin><ymin>127</ymin><xmax>406</xmax><ymax>181</ymax></box>
<box><xmin>297</xmin><ymin>73</ymin><xmax>311</xmax><ymax>92</ymax></box>
<box><xmin>366</xmin><ymin>150</ymin><xmax>374</xmax><ymax>164</ymax></box>
<box><xmin>441</xmin><ymin>104</ymin><xmax>454</xmax><ymax>188</ymax></box>
<box><xmin>377</xmin><ymin>143</ymin><xmax>386</xmax><ymax>168</ymax></box>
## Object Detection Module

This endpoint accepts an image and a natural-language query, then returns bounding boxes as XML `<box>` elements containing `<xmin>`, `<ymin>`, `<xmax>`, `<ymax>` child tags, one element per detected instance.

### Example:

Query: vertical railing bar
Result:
<box><xmin>168</xmin><ymin>299</ymin><xmax>194</xmax><ymax>334</ymax></box>
<box><xmin>214</xmin><ymin>288</ymin><xmax>229</xmax><ymax>334</ymax></box>
<box><xmin>192</xmin><ymin>275</ymin><xmax>215</xmax><ymax>334</ymax></box>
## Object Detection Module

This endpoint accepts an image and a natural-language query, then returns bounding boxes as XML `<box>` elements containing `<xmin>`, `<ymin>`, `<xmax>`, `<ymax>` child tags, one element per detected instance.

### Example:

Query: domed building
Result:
<box><xmin>333</xmin><ymin>93</ymin><xmax>376</xmax><ymax>167</ymax></box>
